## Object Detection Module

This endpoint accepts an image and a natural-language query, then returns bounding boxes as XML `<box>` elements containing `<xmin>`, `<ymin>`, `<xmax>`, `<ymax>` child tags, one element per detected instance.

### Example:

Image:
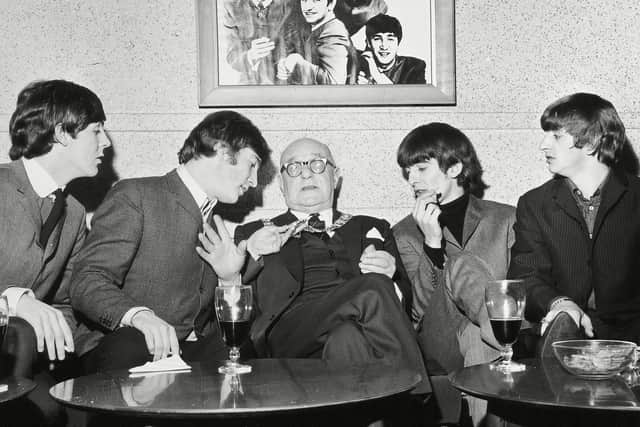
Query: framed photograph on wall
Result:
<box><xmin>197</xmin><ymin>0</ymin><xmax>455</xmax><ymax>107</ymax></box>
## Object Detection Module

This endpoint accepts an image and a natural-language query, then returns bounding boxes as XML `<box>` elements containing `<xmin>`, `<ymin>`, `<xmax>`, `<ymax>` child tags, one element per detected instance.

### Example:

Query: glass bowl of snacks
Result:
<box><xmin>552</xmin><ymin>340</ymin><xmax>637</xmax><ymax>380</ymax></box>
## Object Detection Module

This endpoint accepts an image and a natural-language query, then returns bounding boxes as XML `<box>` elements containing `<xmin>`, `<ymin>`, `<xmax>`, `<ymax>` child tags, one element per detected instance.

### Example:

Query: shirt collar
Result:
<box><xmin>290</xmin><ymin>208</ymin><xmax>333</xmax><ymax>226</ymax></box>
<box><xmin>22</xmin><ymin>157</ymin><xmax>63</xmax><ymax>198</ymax></box>
<box><xmin>176</xmin><ymin>165</ymin><xmax>216</xmax><ymax>211</ymax></box>
<box><xmin>251</xmin><ymin>0</ymin><xmax>273</xmax><ymax>8</ymax></box>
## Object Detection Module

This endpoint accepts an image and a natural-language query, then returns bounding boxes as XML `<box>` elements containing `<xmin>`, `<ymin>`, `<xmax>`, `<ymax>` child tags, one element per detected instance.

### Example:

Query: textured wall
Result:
<box><xmin>1</xmin><ymin>0</ymin><xmax>639</xmax><ymax>227</ymax></box>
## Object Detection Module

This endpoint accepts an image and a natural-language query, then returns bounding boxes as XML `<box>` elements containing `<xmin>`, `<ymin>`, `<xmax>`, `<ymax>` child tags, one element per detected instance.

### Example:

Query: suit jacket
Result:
<box><xmin>70</xmin><ymin>170</ymin><xmax>219</xmax><ymax>356</ymax></box>
<box><xmin>235</xmin><ymin>211</ymin><xmax>412</xmax><ymax>355</ymax></box>
<box><xmin>508</xmin><ymin>169</ymin><xmax>640</xmax><ymax>326</ymax></box>
<box><xmin>393</xmin><ymin>195</ymin><xmax>515</xmax><ymax>329</ymax></box>
<box><xmin>359</xmin><ymin>55</ymin><xmax>427</xmax><ymax>84</ymax></box>
<box><xmin>0</xmin><ymin>160</ymin><xmax>85</xmax><ymax>329</ymax></box>
<box><xmin>221</xmin><ymin>0</ymin><xmax>292</xmax><ymax>84</ymax></box>
<box><xmin>286</xmin><ymin>17</ymin><xmax>352</xmax><ymax>85</ymax></box>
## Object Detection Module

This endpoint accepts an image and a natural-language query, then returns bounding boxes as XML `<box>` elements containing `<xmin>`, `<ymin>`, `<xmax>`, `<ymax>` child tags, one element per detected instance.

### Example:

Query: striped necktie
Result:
<box><xmin>201</xmin><ymin>199</ymin><xmax>214</xmax><ymax>220</ymax></box>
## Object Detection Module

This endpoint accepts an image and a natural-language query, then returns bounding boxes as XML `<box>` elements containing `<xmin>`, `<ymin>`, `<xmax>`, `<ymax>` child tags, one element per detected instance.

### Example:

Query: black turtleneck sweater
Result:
<box><xmin>423</xmin><ymin>193</ymin><xmax>469</xmax><ymax>269</ymax></box>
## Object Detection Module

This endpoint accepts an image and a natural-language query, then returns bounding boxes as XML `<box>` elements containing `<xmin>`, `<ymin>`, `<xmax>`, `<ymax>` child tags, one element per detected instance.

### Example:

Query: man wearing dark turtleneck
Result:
<box><xmin>393</xmin><ymin>123</ymin><xmax>515</xmax><ymax>427</ymax></box>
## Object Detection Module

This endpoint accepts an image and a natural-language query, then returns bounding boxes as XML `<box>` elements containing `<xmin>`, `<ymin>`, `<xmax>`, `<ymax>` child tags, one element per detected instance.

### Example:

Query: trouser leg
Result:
<box><xmin>268</xmin><ymin>273</ymin><xmax>430</xmax><ymax>393</ymax></box>
<box><xmin>80</xmin><ymin>327</ymin><xmax>152</xmax><ymax>374</ymax></box>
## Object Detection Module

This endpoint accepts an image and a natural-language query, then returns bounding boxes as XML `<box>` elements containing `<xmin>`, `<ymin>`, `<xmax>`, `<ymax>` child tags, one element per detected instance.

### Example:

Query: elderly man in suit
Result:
<box><xmin>234</xmin><ymin>138</ymin><xmax>428</xmax><ymax>392</ymax></box>
<box><xmin>0</xmin><ymin>79</ymin><xmax>110</xmax><ymax>425</ymax></box>
<box><xmin>393</xmin><ymin>123</ymin><xmax>515</xmax><ymax>426</ymax></box>
<box><xmin>509</xmin><ymin>93</ymin><xmax>640</xmax><ymax>344</ymax></box>
<box><xmin>69</xmin><ymin>110</ymin><xmax>271</xmax><ymax>373</ymax></box>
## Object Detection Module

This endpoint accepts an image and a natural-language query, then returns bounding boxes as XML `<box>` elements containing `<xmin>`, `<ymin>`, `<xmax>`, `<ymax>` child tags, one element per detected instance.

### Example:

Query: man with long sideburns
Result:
<box><xmin>509</xmin><ymin>93</ymin><xmax>640</xmax><ymax>344</ymax></box>
<box><xmin>393</xmin><ymin>123</ymin><xmax>515</xmax><ymax>426</ymax></box>
<box><xmin>0</xmin><ymin>79</ymin><xmax>110</xmax><ymax>426</ymax></box>
<box><xmin>235</xmin><ymin>139</ymin><xmax>430</xmax><ymax>403</ymax></box>
<box><xmin>70</xmin><ymin>111</ymin><xmax>273</xmax><ymax>373</ymax></box>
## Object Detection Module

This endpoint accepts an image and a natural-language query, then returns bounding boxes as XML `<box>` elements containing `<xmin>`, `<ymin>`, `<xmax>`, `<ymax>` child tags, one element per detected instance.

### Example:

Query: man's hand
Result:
<box><xmin>540</xmin><ymin>299</ymin><xmax>594</xmax><ymax>337</ymax></box>
<box><xmin>15</xmin><ymin>294</ymin><xmax>73</xmax><ymax>361</ymax></box>
<box><xmin>196</xmin><ymin>215</ymin><xmax>247</xmax><ymax>281</ymax></box>
<box><xmin>246</xmin><ymin>223</ymin><xmax>296</xmax><ymax>260</ymax></box>
<box><xmin>412</xmin><ymin>191</ymin><xmax>443</xmax><ymax>247</ymax></box>
<box><xmin>360</xmin><ymin>51</ymin><xmax>393</xmax><ymax>85</ymax></box>
<box><xmin>130</xmin><ymin>310</ymin><xmax>180</xmax><ymax>361</ymax></box>
<box><xmin>359</xmin><ymin>244</ymin><xmax>396</xmax><ymax>278</ymax></box>
<box><xmin>247</xmin><ymin>37</ymin><xmax>275</xmax><ymax>66</ymax></box>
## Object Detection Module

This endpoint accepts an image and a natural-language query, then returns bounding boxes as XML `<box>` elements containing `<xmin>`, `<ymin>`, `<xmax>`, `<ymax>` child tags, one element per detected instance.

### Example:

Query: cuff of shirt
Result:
<box><xmin>218</xmin><ymin>274</ymin><xmax>242</xmax><ymax>287</ymax></box>
<box><xmin>2</xmin><ymin>287</ymin><xmax>35</xmax><ymax>316</ymax></box>
<box><xmin>121</xmin><ymin>307</ymin><xmax>153</xmax><ymax>327</ymax></box>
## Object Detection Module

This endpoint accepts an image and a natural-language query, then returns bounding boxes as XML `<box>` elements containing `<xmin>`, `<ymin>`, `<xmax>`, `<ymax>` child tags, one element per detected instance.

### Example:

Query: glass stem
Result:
<box><xmin>229</xmin><ymin>346</ymin><xmax>240</xmax><ymax>365</ymax></box>
<box><xmin>501</xmin><ymin>344</ymin><xmax>513</xmax><ymax>365</ymax></box>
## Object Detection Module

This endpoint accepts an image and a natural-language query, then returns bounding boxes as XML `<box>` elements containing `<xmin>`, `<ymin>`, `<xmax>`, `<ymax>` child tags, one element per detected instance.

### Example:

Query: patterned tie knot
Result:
<box><xmin>307</xmin><ymin>213</ymin><xmax>325</xmax><ymax>232</ymax></box>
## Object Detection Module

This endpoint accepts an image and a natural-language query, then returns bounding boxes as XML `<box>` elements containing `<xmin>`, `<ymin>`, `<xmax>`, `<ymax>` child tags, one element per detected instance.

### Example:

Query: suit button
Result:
<box><xmin>328</xmin><ymin>249</ymin><xmax>335</xmax><ymax>258</ymax></box>
<box><xmin>269</xmin><ymin>314</ymin><xmax>275</xmax><ymax>320</ymax></box>
<box><xmin>288</xmin><ymin>292</ymin><xmax>295</xmax><ymax>298</ymax></box>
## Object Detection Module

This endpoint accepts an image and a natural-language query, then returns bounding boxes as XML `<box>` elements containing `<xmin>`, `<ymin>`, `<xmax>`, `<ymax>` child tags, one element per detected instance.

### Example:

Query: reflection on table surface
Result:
<box><xmin>0</xmin><ymin>377</ymin><xmax>36</xmax><ymax>404</ymax></box>
<box><xmin>450</xmin><ymin>357</ymin><xmax>640</xmax><ymax>411</ymax></box>
<box><xmin>49</xmin><ymin>359</ymin><xmax>421</xmax><ymax>416</ymax></box>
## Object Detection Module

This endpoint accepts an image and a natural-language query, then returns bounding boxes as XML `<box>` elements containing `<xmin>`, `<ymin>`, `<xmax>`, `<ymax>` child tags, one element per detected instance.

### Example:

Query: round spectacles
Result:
<box><xmin>280</xmin><ymin>158</ymin><xmax>335</xmax><ymax>177</ymax></box>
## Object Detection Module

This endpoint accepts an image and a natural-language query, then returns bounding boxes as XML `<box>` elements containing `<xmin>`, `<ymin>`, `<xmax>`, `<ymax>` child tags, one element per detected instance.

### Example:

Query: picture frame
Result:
<box><xmin>196</xmin><ymin>0</ymin><xmax>455</xmax><ymax>107</ymax></box>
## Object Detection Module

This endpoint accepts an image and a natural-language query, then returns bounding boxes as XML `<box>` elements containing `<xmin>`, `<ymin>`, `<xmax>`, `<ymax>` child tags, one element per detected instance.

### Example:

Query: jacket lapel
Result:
<box><xmin>551</xmin><ymin>178</ymin><xmax>587</xmax><ymax>233</ymax></box>
<box><xmin>461</xmin><ymin>195</ymin><xmax>482</xmax><ymax>248</ymax></box>
<box><xmin>333</xmin><ymin>211</ymin><xmax>362</xmax><ymax>270</ymax></box>
<box><xmin>165</xmin><ymin>169</ymin><xmax>202</xmax><ymax>225</ymax></box>
<box><xmin>275</xmin><ymin>211</ymin><xmax>304</xmax><ymax>283</ymax></box>
<box><xmin>593</xmin><ymin>168</ymin><xmax>627</xmax><ymax>240</ymax></box>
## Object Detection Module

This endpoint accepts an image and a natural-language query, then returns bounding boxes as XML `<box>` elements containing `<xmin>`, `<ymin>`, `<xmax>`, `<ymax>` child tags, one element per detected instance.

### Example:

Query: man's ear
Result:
<box><xmin>53</xmin><ymin>123</ymin><xmax>71</xmax><ymax>147</ymax></box>
<box><xmin>333</xmin><ymin>167</ymin><xmax>341</xmax><ymax>188</ymax></box>
<box><xmin>446</xmin><ymin>162</ymin><xmax>462</xmax><ymax>179</ymax></box>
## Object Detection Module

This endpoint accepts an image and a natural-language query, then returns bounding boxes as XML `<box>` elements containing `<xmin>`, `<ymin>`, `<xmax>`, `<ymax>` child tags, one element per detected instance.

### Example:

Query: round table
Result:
<box><xmin>0</xmin><ymin>377</ymin><xmax>36</xmax><ymax>404</ymax></box>
<box><xmin>50</xmin><ymin>359</ymin><xmax>420</xmax><ymax>422</ymax></box>
<box><xmin>450</xmin><ymin>358</ymin><xmax>640</xmax><ymax>426</ymax></box>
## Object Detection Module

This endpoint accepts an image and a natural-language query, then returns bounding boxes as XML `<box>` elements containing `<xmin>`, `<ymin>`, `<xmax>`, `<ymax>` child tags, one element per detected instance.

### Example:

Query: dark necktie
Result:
<box><xmin>306</xmin><ymin>213</ymin><xmax>326</xmax><ymax>233</ymax></box>
<box><xmin>40</xmin><ymin>189</ymin><xmax>66</xmax><ymax>247</ymax></box>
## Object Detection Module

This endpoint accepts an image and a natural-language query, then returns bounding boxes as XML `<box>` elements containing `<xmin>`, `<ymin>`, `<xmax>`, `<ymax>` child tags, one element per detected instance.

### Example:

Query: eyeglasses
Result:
<box><xmin>280</xmin><ymin>158</ymin><xmax>335</xmax><ymax>177</ymax></box>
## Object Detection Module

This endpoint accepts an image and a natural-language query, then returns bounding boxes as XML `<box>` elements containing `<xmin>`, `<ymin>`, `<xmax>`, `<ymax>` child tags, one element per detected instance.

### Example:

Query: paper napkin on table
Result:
<box><xmin>128</xmin><ymin>354</ymin><xmax>192</xmax><ymax>374</ymax></box>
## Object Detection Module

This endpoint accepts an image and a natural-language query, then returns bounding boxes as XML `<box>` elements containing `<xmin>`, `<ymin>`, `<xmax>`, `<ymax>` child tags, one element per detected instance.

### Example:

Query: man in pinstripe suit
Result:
<box><xmin>509</xmin><ymin>92</ymin><xmax>640</xmax><ymax>344</ymax></box>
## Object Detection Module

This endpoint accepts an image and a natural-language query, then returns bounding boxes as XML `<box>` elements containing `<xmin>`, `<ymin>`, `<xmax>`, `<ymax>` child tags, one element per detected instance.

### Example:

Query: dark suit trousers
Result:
<box><xmin>268</xmin><ymin>273</ymin><xmax>430</xmax><ymax>393</ymax></box>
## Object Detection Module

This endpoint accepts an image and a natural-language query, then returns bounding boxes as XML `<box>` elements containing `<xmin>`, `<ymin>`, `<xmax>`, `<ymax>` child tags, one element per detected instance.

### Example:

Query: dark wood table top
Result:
<box><xmin>50</xmin><ymin>359</ymin><xmax>421</xmax><ymax>418</ymax></box>
<box><xmin>450</xmin><ymin>357</ymin><xmax>640</xmax><ymax>412</ymax></box>
<box><xmin>0</xmin><ymin>377</ymin><xmax>36</xmax><ymax>404</ymax></box>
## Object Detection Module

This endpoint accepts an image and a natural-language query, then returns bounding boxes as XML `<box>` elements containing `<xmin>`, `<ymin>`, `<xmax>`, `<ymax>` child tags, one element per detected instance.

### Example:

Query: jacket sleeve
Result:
<box><xmin>381</xmin><ymin>223</ymin><xmax>414</xmax><ymax>316</ymax></box>
<box><xmin>69</xmin><ymin>183</ymin><xmax>146</xmax><ymax>331</ymax></box>
<box><xmin>508</xmin><ymin>195</ymin><xmax>559</xmax><ymax>322</ymax></box>
<box><xmin>393</xmin><ymin>228</ymin><xmax>440</xmax><ymax>327</ymax></box>
<box><xmin>445</xmin><ymin>252</ymin><xmax>501</xmax><ymax>349</ymax></box>
<box><xmin>51</xmin><ymin>210</ymin><xmax>87</xmax><ymax>333</ymax></box>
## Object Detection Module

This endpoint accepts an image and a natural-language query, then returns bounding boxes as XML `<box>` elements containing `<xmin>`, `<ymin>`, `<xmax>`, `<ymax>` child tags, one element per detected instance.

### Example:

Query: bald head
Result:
<box><xmin>280</xmin><ymin>138</ymin><xmax>335</xmax><ymax>167</ymax></box>
<box><xmin>278</xmin><ymin>138</ymin><xmax>340</xmax><ymax>213</ymax></box>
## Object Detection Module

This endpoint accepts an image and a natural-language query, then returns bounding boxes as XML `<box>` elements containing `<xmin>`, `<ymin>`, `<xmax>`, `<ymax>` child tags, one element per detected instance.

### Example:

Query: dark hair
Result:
<box><xmin>540</xmin><ymin>93</ymin><xmax>627</xmax><ymax>167</ymax></box>
<box><xmin>397</xmin><ymin>122</ymin><xmax>488</xmax><ymax>198</ymax></box>
<box><xmin>178</xmin><ymin>110</ymin><xmax>270</xmax><ymax>165</ymax></box>
<box><xmin>9</xmin><ymin>80</ymin><xmax>106</xmax><ymax>160</ymax></box>
<box><xmin>366</xmin><ymin>14</ymin><xmax>402</xmax><ymax>43</ymax></box>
